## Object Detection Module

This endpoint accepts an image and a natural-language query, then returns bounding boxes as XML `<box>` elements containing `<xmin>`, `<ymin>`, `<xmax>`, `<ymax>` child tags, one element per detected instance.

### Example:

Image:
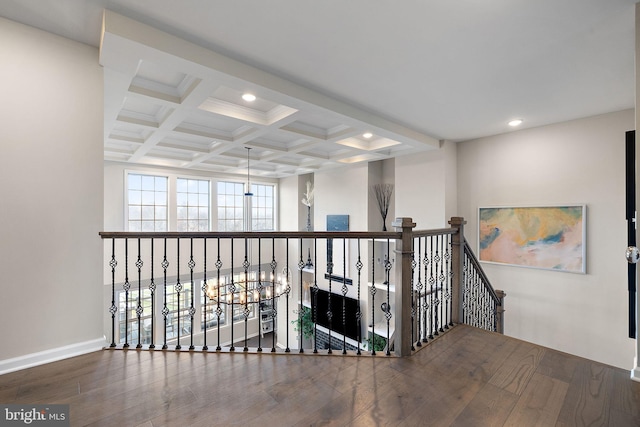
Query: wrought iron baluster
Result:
<box><xmin>439</xmin><ymin>234</ymin><xmax>445</xmax><ymax>333</ymax></box>
<box><xmin>428</xmin><ymin>235</ymin><xmax>435</xmax><ymax>340</ymax></box>
<box><xmin>175</xmin><ymin>238</ymin><xmax>182</xmax><ymax>350</ymax></box>
<box><xmin>215</xmin><ymin>238</ymin><xmax>222</xmax><ymax>351</ymax></box>
<box><xmin>109</xmin><ymin>239</ymin><xmax>117</xmax><ymax>348</ymax></box>
<box><xmin>493</xmin><ymin>291</ymin><xmax>498</xmax><ymax>332</ymax></box>
<box><xmin>257</xmin><ymin>237</ymin><xmax>263</xmax><ymax>352</ymax></box>
<box><xmin>313</xmin><ymin>238</ymin><xmax>318</xmax><ymax>354</ymax></box>
<box><xmin>123</xmin><ymin>238</ymin><xmax>130</xmax><ymax>348</ymax></box>
<box><xmin>484</xmin><ymin>284</ymin><xmax>489</xmax><ymax>330</ymax></box>
<box><xmin>298</xmin><ymin>237</ymin><xmax>305</xmax><ymax>353</ymax></box>
<box><xmin>370</xmin><ymin>239</ymin><xmax>376</xmax><ymax>355</ymax></box>
<box><xmin>384</xmin><ymin>238</ymin><xmax>392</xmax><ymax>356</ymax></box>
<box><xmin>285</xmin><ymin>238</ymin><xmax>290</xmax><ymax>353</ymax></box>
<box><xmin>446</xmin><ymin>234</ymin><xmax>453</xmax><ymax>327</ymax></box>
<box><xmin>464</xmin><ymin>254</ymin><xmax>470</xmax><ymax>326</ymax></box>
<box><xmin>136</xmin><ymin>238</ymin><xmax>143</xmax><ymax>349</ymax></box>
<box><xmin>473</xmin><ymin>269</ymin><xmax>479</xmax><ymax>328</ymax></box>
<box><xmin>422</xmin><ymin>239</ymin><xmax>429</xmax><ymax>343</ymax></box>
<box><xmin>188</xmin><ymin>238</ymin><xmax>196</xmax><ymax>350</ymax></box>
<box><xmin>469</xmin><ymin>254</ymin><xmax>476</xmax><ymax>325</ymax></box>
<box><xmin>463</xmin><ymin>253</ymin><xmax>469</xmax><ymax>325</ymax></box>
<box><xmin>355</xmin><ymin>239</ymin><xmax>363</xmax><ymax>355</ymax></box>
<box><xmin>473</xmin><ymin>268</ymin><xmax>478</xmax><ymax>328</ymax></box>
<box><xmin>243</xmin><ymin>237</ymin><xmax>250</xmax><ymax>352</ymax></box>
<box><xmin>327</xmin><ymin>238</ymin><xmax>333</xmax><ymax>355</ymax></box>
<box><xmin>471</xmin><ymin>269</ymin><xmax>476</xmax><ymax>328</ymax></box>
<box><xmin>412</xmin><ymin>238</ymin><xmax>419</xmax><ymax>349</ymax></box>
<box><xmin>149</xmin><ymin>238</ymin><xmax>156</xmax><ymax>349</ymax></box>
<box><xmin>270</xmin><ymin>238</ymin><xmax>277</xmax><ymax>353</ymax></box>
<box><xmin>341</xmin><ymin>238</ymin><xmax>347</xmax><ymax>355</ymax></box>
<box><xmin>433</xmin><ymin>235</ymin><xmax>441</xmax><ymax>336</ymax></box>
<box><xmin>161</xmin><ymin>239</ymin><xmax>169</xmax><ymax>350</ymax></box>
<box><xmin>229</xmin><ymin>238</ymin><xmax>235</xmax><ymax>351</ymax></box>
<box><xmin>202</xmin><ymin>238</ymin><xmax>208</xmax><ymax>351</ymax></box>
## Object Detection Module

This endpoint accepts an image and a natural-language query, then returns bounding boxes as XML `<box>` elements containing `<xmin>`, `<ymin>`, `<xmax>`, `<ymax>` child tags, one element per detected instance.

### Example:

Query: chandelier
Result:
<box><xmin>204</xmin><ymin>268</ymin><xmax>291</xmax><ymax>306</ymax></box>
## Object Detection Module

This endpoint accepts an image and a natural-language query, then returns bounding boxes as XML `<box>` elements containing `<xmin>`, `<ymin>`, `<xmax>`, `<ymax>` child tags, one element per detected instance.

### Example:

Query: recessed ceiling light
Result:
<box><xmin>362</xmin><ymin>132</ymin><xmax>373</xmax><ymax>139</ymax></box>
<box><xmin>508</xmin><ymin>119</ymin><xmax>523</xmax><ymax>127</ymax></box>
<box><xmin>242</xmin><ymin>93</ymin><xmax>256</xmax><ymax>102</ymax></box>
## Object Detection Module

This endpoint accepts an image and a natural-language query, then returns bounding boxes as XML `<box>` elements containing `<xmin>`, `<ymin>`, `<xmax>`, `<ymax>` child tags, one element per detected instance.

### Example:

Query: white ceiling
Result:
<box><xmin>0</xmin><ymin>0</ymin><xmax>636</xmax><ymax>178</ymax></box>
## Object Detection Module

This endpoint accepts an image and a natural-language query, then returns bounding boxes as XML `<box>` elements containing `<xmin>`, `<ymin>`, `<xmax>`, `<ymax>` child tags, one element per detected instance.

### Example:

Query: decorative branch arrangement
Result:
<box><xmin>301</xmin><ymin>181</ymin><xmax>314</xmax><ymax>232</ymax></box>
<box><xmin>372</xmin><ymin>183</ymin><xmax>394</xmax><ymax>231</ymax></box>
<box><xmin>301</xmin><ymin>181</ymin><xmax>314</xmax><ymax>207</ymax></box>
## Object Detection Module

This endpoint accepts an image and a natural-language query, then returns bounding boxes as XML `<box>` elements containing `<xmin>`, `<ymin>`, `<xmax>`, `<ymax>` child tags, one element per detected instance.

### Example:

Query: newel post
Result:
<box><xmin>392</xmin><ymin>217</ymin><xmax>416</xmax><ymax>357</ymax></box>
<box><xmin>448</xmin><ymin>217</ymin><xmax>467</xmax><ymax>325</ymax></box>
<box><xmin>496</xmin><ymin>289</ymin><xmax>506</xmax><ymax>334</ymax></box>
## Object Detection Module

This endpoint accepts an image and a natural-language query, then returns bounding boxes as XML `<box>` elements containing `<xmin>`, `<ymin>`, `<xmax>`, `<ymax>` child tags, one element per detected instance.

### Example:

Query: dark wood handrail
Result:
<box><xmin>99</xmin><ymin>227</ymin><xmax>458</xmax><ymax>240</ymax></box>
<box><xmin>463</xmin><ymin>238</ymin><xmax>500</xmax><ymax>302</ymax></box>
<box><xmin>99</xmin><ymin>230</ymin><xmax>403</xmax><ymax>240</ymax></box>
<box><xmin>413</xmin><ymin>227</ymin><xmax>458</xmax><ymax>238</ymax></box>
<box><xmin>462</xmin><ymin>238</ymin><xmax>505</xmax><ymax>334</ymax></box>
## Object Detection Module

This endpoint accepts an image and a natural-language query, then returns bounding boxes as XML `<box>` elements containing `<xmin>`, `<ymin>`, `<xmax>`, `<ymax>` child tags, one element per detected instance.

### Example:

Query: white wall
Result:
<box><xmin>457</xmin><ymin>109</ymin><xmax>635</xmax><ymax>369</ymax></box>
<box><xmin>0</xmin><ymin>18</ymin><xmax>104</xmax><ymax>369</ymax></box>
<box><xmin>312</xmin><ymin>163</ymin><xmax>369</xmax><ymax>296</ymax></box>
<box><xmin>395</xmin><ymin>141</ymin><xmax>457</xmax><ymax>229</ymax></box>
<box><xmin>315</xmin><ymin>164</ymin><xmax>370</xmax><ymax>232</ymax></box>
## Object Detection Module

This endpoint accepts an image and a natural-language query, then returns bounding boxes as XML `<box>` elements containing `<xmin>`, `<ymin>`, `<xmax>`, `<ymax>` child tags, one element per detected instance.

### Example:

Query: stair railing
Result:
<box><xmin>100</xmin><ymin>216</ymin><xmax>504</xmax><ymax>357</ymax></box>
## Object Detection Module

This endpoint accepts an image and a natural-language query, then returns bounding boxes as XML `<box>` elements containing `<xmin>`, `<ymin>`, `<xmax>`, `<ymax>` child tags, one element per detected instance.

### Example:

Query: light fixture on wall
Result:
<box><xmin>245</xmin><ymin>147</ymin><xmax>253</xmax><ymax>196</ymax></box>
<box><xmin>508</xmin><ymin>119</ymin><xmax>523</xmax><ymax>127</ymax></box>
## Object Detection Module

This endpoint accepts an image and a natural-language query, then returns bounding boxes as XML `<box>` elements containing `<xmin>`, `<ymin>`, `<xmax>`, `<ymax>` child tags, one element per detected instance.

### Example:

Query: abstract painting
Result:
<box><xmin>478</xmin><ymin>205</ymin><xmax>586</xmax><ymax>273</ymax></box>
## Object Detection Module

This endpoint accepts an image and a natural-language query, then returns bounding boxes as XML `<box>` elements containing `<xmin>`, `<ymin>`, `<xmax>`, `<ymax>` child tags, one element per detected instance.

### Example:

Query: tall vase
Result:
<box><xmin>306</xmin><ymin>205</ymin><xmax>312</xmax><ymax>232</ymax></box>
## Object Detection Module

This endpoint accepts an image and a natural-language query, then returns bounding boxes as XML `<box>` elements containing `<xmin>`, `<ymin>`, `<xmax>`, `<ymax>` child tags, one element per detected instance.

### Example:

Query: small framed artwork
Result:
<box><xmin>478</xmin><ymin>205</ymin><xmax>586</xmax><ymax>273</ymax></box>
<box><xmin>326</xmin><ymin>215</ymin><xmax>350</xmax><ymax>281</ymax></box>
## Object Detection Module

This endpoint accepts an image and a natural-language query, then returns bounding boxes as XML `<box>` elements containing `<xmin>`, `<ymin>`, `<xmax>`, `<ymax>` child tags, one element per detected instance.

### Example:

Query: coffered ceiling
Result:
<box><xmin>99</xmin><ymin>11</ymin><xmax>438</xmax><ymax>178</ymax></box>
<box><xmin>0</xmin><ymin>0</ymin><xmax>636</xmax><ymax>178</ymax></box>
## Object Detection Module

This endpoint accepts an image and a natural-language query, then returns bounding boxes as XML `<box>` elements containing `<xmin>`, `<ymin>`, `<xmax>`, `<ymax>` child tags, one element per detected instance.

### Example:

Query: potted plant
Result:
<box><xmin>365</xmin><ymin>332</ymin><xmax>387</xmax><ymax>352</ymax></box>
<box><xmin>292</xmin><ymin>306</ymin><xmax>314</xmax><ymax>340</ymax></box>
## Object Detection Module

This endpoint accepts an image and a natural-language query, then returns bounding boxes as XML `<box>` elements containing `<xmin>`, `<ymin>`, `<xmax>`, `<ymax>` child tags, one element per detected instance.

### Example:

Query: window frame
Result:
<box><xmin>176</xmin><ymin>176</ymin><xmax>211</xmax><ymax>232</ymax></box>
<box><xmin>216</xmin><ymin>180</ymin><xmax>246</xmax><ymax>232</ymax></box>
<box><xmin>124</xmin><ymin>170</ymin><xmax>278</xmax><ymax>232</ymax></box>
<box><xmin>250</xmin><ymin>183</ymin><xmax>276</xmax><ymax>231</ymax></box>
<box><xmin>125</xmin><ymin>172</ymin><xmax>169</xmax><ymax>232</ymax></box>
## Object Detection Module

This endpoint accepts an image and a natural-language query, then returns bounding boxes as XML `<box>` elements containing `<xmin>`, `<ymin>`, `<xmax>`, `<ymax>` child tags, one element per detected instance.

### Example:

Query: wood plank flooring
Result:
<box><xmin>1</xmin><ymin>325</ymin><xmax>639</xmax><ymax>426</ymax></box>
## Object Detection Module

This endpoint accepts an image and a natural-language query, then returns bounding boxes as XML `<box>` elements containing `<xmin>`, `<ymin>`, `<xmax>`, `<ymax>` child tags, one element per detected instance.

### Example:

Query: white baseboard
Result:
<box><xmin>0</xmin><ymin>337</ymin><xmax>107</xmax><ymax>376</ymax></box>
<box><xmin>631</xmin><ymin>357</ymin><xmax>640</xmax><ymax>383</ymax></box>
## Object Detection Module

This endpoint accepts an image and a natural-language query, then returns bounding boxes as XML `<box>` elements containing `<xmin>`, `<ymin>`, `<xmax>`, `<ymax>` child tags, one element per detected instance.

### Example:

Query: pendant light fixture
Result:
<box><xmin>244</xmin><ymin>147</ymin><xmax>253</xmax><ymax>196</ymax></box>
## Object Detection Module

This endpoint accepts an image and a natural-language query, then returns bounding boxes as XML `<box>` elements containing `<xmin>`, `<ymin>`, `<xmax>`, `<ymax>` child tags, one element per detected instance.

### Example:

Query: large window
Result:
<box><xmin>164</xmin><ymin>282</ymin><xmax>194</xmax><ymax>338</ymax></box>
<box><xmin>126</xmin><ymin>173</ymin><xmax>276</xmax><ymax>232</ymax></box>
<box><xmin>251</xmin><ymin>183</ymin><xmax>275</xmax><ymax>231</ymax></box>
<box><xmin>118</xmin><ymin>288</ymin><xmax>153</xmax><ymax>345</ymax></box>
<box><xmin>217</xmin><ymin>181</ymin><xmax>245</xmax><ymax>231</ymax></box>
<box><xmin>127</xmin><ymin>174</ymin><xmax>168</xmax><ymax>231</ymax></box>
<box><xmin>177</xmin><ymin>178</ymin><xmax>210</xmax><ymax>232</ymax></box>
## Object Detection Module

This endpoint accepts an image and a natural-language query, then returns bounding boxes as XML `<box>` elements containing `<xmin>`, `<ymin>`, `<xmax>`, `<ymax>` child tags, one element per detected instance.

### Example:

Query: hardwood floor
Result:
<box><xmin>1</xmin><ymin>325</ymin><xmax>639</xmax><ymax>426</ymax></box>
